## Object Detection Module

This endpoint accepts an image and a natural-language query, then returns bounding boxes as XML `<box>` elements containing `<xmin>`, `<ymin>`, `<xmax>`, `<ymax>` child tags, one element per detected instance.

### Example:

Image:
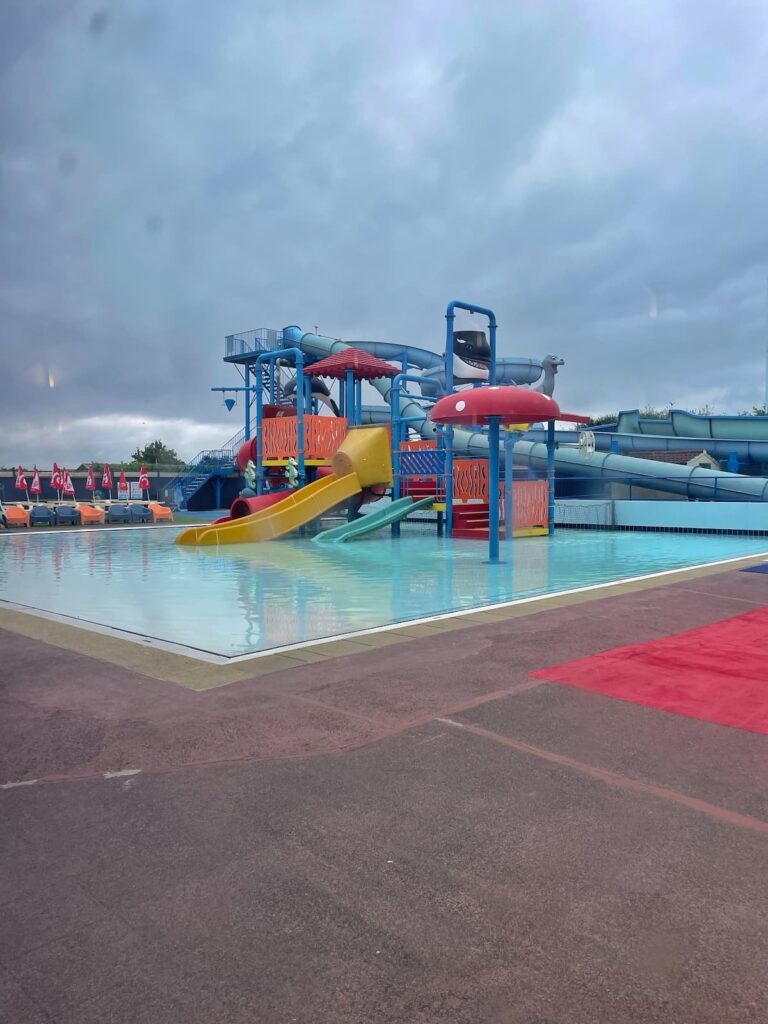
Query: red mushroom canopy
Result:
<box><xmin>432</xmin><ymin>386</ymin><xmax>590</xmax><ymax>427</ymax></box>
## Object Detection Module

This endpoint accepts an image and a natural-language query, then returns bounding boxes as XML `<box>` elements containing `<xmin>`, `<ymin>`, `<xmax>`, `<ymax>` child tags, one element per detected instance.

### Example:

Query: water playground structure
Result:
<box><xmin>173</xmin><ymin>299</ymin><xmax>768</xmax><ymax>559</ymax></box>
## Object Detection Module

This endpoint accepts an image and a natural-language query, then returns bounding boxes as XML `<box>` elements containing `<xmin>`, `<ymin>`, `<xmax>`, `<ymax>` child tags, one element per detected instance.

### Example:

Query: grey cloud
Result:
<box><xmin>2</xmin><ymin>0</ymin><xmax>768</xmax><ymax>468</ymax></box>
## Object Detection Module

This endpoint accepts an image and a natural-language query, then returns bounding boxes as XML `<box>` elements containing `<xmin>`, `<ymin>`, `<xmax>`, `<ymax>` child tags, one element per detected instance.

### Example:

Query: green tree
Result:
<box><xmin>588</xmin><ymin>413</ymin><xmax>618</xmax><ymax>426</ymax></box>
<box><xmin>130</xmin><ymin>440</ymin><xmax>184</xmax><ymax>466</ymax></box>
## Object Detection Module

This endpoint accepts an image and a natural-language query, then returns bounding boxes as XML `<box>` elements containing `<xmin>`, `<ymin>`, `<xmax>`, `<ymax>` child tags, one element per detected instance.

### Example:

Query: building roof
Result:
<box><xmin>304</xmin><ymin>347</ymin><xmax>398</xmax><ymax>381</ymax></box>
<box><xmin>632</xmin><ymin>449</ymin><xmax>718</xmax><ymax>465</ymax></box>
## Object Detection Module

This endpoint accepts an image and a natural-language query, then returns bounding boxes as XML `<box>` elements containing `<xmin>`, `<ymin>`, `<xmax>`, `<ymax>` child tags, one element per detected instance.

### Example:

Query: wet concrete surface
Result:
<box><xmin>2</xmin><ymin>568</ymin><xmax>767</xmax><ymax>1022</ymax></box>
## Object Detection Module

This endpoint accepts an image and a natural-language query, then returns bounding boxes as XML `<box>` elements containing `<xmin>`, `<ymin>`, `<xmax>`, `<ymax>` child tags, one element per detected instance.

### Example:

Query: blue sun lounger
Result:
<box><xmin>55</xmin><ymin>505</ymin><xmax>81</xmax><ymax>526</ymax></box>
<box><xmin>129</xmin><ymin>504</ymin><xmax>153</xmax><ymax>523</ymax></box>
<box><xmin>30</xmin><ymin>506</ymin><xmax>55</xmax><ymax>527</ymax></box>
<box><xmin>107</xmin><ymin>504</ymin><xmax>131</xmax><ymax>524</ymax></box>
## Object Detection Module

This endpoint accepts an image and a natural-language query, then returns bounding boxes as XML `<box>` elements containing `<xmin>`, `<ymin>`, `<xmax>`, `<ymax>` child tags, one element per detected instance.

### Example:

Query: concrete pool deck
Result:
<box><xmin>2</xmin><ymin>560</ymin><xmax>767</xmax><ymax>1022</ymax></box>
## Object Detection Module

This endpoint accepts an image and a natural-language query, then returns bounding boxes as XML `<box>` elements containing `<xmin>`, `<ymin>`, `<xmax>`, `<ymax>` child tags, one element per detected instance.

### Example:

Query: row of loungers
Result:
<box><xmin>2</xmin><ymin>502</ymin><xmax>174</xmax><ymax>528</ymax></box>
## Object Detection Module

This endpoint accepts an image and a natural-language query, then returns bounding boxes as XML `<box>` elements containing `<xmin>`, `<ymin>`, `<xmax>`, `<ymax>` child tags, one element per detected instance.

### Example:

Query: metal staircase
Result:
<box><xmin>168</xmin><ymin>328</ymin><xmax>298</xmax><ymax>509</ymax></box>
<box><xmin>164</xmin><ymin>437</ymin><xmax>243</xmax><ymax>510</ymax></box>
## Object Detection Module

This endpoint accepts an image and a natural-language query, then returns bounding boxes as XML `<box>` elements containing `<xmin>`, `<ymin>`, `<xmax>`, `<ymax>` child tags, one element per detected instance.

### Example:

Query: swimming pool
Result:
<box><xmin>1</xmin><ymin>528</ymin><xmax>766</xmax><ymax>659</ymax></box>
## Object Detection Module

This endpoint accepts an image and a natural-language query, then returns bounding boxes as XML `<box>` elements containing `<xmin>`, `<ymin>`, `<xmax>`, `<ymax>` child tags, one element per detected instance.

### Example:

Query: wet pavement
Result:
<box><xmin>2</xmin><ymin>567</ymin><xmax>767</xmax><ymax>1022</ymax></box>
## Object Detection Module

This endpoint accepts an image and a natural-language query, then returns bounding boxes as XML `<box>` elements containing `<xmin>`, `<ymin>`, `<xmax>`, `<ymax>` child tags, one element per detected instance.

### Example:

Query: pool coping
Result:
<box><xmin>1</xmin><ymin>551</ymin><xmax>766</xmax><ymax>690</ymax></box>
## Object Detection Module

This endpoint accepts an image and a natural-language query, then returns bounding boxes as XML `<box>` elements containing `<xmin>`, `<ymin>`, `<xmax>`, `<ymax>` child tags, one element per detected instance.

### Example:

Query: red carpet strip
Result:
<box><xmin>531</xmin><ymin>606</ymin><xmax>768</xmax><ymax>735</ymax></box>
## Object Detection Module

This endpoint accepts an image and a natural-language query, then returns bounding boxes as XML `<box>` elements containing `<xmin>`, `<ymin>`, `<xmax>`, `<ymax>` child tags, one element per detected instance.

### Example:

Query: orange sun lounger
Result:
<box><xmin>148</xmin><ymin>502</ymin><xmax>174</xmax><ymax>523</ymax></box>
<box><xmin>78</xmin><ymin>504</ymin><xmax>105</xmax><ymax>525</ymax></box>
<box><xmin>4</xmin><ymin>506</ymin><xmax>30</xmax><ymax>528</ymax></box>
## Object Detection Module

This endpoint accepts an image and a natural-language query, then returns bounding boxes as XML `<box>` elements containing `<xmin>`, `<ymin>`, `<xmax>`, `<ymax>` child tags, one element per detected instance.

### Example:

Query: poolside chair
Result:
<box><xmin>148</xmin><ymin>501</ymin><xmax>174</xmax><ymax>523</ymax></box>
<box><xmin>54</xmin><ymin>505</ymin><xmax>81</xmax><ymax>526</ymax></box>
<box><xmin>77</xmin><ymin>504</ymin><xmax>105</xmax><ymax>525</ymax></box>
<box><xmin>30</xmin><ymin>506</ymin><xmax>55</xmax><ymax>527</ymax></box>
<box><xmin>107</xmin><ymin>503</ymin><xmax>131</xmax><ymax>524</ymax></box>
<box><xmin>4</xmin><ymin>505</ymin><xmax>30</xmax><ymax>528</ymax></box>
<box><xmin>129</xmin><ymin>503</ymin><xmax>153</xmax><ymax>523</ymax></box>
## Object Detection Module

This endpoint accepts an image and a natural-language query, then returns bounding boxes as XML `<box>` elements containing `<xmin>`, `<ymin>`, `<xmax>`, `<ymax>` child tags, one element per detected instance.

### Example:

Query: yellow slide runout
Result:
<box><xmin>175</xmin><ymin>474</ymin><xmax>360</xmax><ymax>546</ymax></box>
<box><xmin>175</xmin><ymin>426</ymin><xmax>392</xmax><ymax>547</ymax></box>
<box><xmin>331</xmin><ymin>426</ymin><xmax>393</xmax><ymax>488</ymax></box>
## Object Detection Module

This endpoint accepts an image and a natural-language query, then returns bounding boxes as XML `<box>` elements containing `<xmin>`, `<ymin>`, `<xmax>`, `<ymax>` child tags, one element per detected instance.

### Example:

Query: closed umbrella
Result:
<box><xmin>138</xmin><ymin>463</ymin><xmax>150</xmax><ymax>498</ymax></box>
<box><xmin>117</xmin><ymin>469</ymin><xmax>129</xmax><ymax>498</ymax></box>
<box><xmin>51</xmin><ymin>462</ymin><xmax>62</xmax><ymax>502</ymax></box>
<box><xmin>62</xmin><ymin>468</ymin><xmax>75</xmax><ymax>500</ymax></box>
<box><xmin>30</xmin><ymin>466</ymin><xmax>42</xmax><ymax>503</ymax></box>
<box><xmin>85</xmin><ymin>465</ymin><xmax>96</xmax><ymax>500</ymax></box>
<box><xmin>101</xmin><ymin>463</ymin><xmax>113</xmax><ymax>500</ymax></box>
<box><xmin>15</xmin><ymin>465</ymin><xmax>28</xmax><ymax>502</ymax></box>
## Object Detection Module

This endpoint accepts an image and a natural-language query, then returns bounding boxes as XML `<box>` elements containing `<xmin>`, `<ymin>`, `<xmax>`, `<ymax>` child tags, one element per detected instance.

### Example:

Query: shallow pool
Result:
<box><xmin>1</xmin><ymin>527</ymin><xmax>765</xmax><ymax>658</ymax></box>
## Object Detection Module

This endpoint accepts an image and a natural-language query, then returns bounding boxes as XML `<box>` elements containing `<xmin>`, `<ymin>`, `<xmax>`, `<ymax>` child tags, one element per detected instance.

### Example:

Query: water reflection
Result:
<box><xmin>0</xmin><ymin>529</ymin><xmax>765</xmax><ymax>657</ymax></box>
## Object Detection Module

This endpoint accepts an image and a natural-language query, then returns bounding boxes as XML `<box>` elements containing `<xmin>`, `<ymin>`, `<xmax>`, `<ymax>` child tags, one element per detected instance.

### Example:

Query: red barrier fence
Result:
<box><xmin>262</xmin><ymin>416</ymin><xmax>348</xmax><ymax>460</ymax></box>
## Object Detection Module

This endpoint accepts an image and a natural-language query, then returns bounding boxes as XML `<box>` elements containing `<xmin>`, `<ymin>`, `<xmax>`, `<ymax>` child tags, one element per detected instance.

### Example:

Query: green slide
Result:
<box><xmin>314</xmin><ymin>496</ymin><xmax>435</xmax><ymax>543</ymax></box>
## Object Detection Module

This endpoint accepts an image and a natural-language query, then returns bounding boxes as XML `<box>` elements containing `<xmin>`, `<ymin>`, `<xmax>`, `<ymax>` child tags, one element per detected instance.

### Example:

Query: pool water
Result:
<box><xmin>1</xmin><ymin>528</ymin><xmax>766</xmax><ymax>658</ymax></box>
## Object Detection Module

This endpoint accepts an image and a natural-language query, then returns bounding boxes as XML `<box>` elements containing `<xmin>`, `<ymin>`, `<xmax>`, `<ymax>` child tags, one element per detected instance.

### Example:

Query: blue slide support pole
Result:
<box><xmin>445</xmin><ymin>425</ymin><xmax>454</xmax><ymax>537</ymax></box>
<box><xmin>244</xmin><ymin>365</ymin><xmax>251</xmax><ymax>441</ymax></box>
<box><xmin>214</xmin><ymin>476</ymin><xmax>222</xmax><ymax>509</ymax></box>
<box><xmin>488</xmin><ymin>416</ymin><xmax>501</xmax><ymax>563</ymax></box>
<box><xmin>303</xmin><ymin>373</ymin><xmax>312</xmax><ymax>414</ymax></box>
<box><xmin>255</xmin><ymin>364</ymin><xmax>263</xmax><ymax>494</ymax></box>
<box><xmin>391</xmin><ymin>376</ymin><xmax>401</xmax><ymax>501</ymax></box>
<box><xmin>355</xmin><ymin>379</ymin><xmax>362</xmax><ymax>426</ymax></box>
<box><xmin>445</xmin><ymin>300</ymin><xmax>498</xmax><ymax>390</ymax></box>
<box><xmin>346</xmin><ymin>370</ymin><xmax>355</xmax><ymax>427</ymax></box>
<box><xmin>296</xmin><ymin>353</ymin><xmax>306</xmax><ymax>487</ymax></box>
<box><xmin>547</xmin><ymin>420</ymin><xmax>556</xmax><ymax>534</ymax></box>
<box><xmin>269</xmin><ymin>362</ymin><xmax>275</xmax><ymax>405</ymax></box>
<box><xmin>255</xmin><ymin>348</ymin><xmax>306</xmax><ymax>493</ymax></box>
<box><xmin>504</xmin><ymin>429</ymin><xmax>514</xmax><ymax>542</ymax></box>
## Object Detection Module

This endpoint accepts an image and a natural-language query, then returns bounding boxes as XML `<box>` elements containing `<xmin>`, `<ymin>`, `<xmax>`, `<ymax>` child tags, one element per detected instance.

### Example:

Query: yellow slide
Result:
<box><xmin>175</xmin><ymin>426</ymin><xmax>392</xmax><ymax>546</ymax></box>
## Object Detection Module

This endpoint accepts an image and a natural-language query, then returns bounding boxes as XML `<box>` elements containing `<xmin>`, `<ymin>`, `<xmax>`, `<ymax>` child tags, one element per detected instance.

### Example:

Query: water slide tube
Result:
<box><xmin>282</xmin><ymin>327</ymin><xmax>768</xmax><ymax>503</ymax></box>
<box><xmin>175</xmin><ymin>426</ymin><xmax>393</xmax><ymax>545</ymax></box>
<box><xmin>614</xmin><ymin>408</ymin><xmax>768</xmax><ymax>442</ymax></box>
<box><xmin>523</xmin><ymin>428</ymin><xmax>768</xmax><ymax>463</ymax></box>
<box><xmin>340</xmin><ymin>340</ymin><xmax>543</xmax><ymax>392</ymax></box>
<box><xmin>314</xmin><ymin>496</ymin><xmax>435</xmax><ymax>543</ymax></box>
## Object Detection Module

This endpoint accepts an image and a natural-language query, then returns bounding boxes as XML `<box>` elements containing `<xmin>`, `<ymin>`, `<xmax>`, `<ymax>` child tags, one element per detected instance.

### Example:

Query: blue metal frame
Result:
<box><xmin>390</xmin><ymin>372</ymin><xmax>446</xmax><ymax>538</ymax></box>
<box><xmin>487</xmin><ymin>417</ymin><xmax>501</xmax><ymax>562</ymax></box>
<box><xmin>254</xmin><ymin>348</ymin><xmax>306</xmax><ymax>494</ymax></box>
<box><xmin>504</xmin><ymin>430</ymin><xmax>515</xmax><ymax>543</ymax></box>
<box><xmin>444</xmin><ymin>300</ymin><xmax>498</xmax><ymax>393</ymax></box>
<box><xmin>443</xmin><ymin>425</ymin><xmax>454</xmax><ymax>537</ymax></box>
<box><xmin>547</xmin><ymin>421</ymin><xmax>556</xmax><ymax>534</ymax></box>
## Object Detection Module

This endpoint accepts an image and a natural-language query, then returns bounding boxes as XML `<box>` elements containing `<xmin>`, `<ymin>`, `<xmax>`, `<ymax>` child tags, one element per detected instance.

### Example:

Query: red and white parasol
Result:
<box><xmin>138</xmin><ymin>463</ymin><xmax>150</xmax><ymax>496</ymax></box>
<box><xmin>15</xmin><ymin>465</ymin><xmax>29</xmax><ymax>502</ymax></box>
<box><xmin>62</xmin><ymin>468</ymin><xmax>76</xmax><ymax>498</ymax></box>
<box><xmin>30</xmin><ymin>466</ymin><xmax>42</xmax><ymax>502</ymax></box>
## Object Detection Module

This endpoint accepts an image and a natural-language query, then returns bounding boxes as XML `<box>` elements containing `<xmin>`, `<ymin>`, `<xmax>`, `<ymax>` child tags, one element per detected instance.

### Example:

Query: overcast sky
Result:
<box><xmin>2</xmin><ymin>0</ymin><xmax>768</xmax><ymax>466</ymax></box>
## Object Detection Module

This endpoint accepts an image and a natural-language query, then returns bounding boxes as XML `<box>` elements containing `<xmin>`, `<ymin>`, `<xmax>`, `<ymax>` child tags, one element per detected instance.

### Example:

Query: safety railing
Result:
<box><xmin>262</xmin><ymin>415</ymin><xmax>348</xmax><ymax>460</ymax></box>
<box><xmin>453</xmin><ymin>459</ymin><xmax>487</xmax><ymax>502</ymax></box>
<box><xmin>224</xmin><ymin>327</ymin><xmax>284</xmax><ymax>359</ymax></box>
<box><xmin>503</xmin><ymin>481</ymin><xmax>548</xmax><ymax>528</ymax></box>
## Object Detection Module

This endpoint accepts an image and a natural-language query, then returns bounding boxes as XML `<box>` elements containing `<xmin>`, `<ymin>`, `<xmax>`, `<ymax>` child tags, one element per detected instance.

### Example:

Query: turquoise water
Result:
<box><xmin>1</xmin><ymin>528</ymin><xmax>766</xmax><ymax>658</ymax></box>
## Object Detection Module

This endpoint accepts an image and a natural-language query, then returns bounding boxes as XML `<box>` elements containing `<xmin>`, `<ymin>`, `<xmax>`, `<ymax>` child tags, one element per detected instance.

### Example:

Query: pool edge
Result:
<box><xmin>1</xmin><ymin>551</ymin><xmax>766</xmax><ymax>690</ymax></box>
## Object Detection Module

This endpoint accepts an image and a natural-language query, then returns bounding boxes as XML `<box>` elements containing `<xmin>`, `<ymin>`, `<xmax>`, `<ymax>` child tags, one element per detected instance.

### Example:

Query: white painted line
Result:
<box><xmin>103</xmin><ymin>769</ymin><xmax>142</xmax><ymax>779</ymax></box>
<box><xmin>1</xmin><ymin>779</ymin><xmax>38</xmax><ymax>789</ymax></box>
<box><xmin>436</xmin><ymin>718</ymin><xmax>465</xmax><ymax>728</ymax></box>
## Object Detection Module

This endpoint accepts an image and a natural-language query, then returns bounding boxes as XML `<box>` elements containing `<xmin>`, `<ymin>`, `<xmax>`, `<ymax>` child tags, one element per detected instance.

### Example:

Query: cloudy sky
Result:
<box><xmin>2</xmin><ymin>0</ymin><xmax>768</xmax><ymax>466</ymax></box>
